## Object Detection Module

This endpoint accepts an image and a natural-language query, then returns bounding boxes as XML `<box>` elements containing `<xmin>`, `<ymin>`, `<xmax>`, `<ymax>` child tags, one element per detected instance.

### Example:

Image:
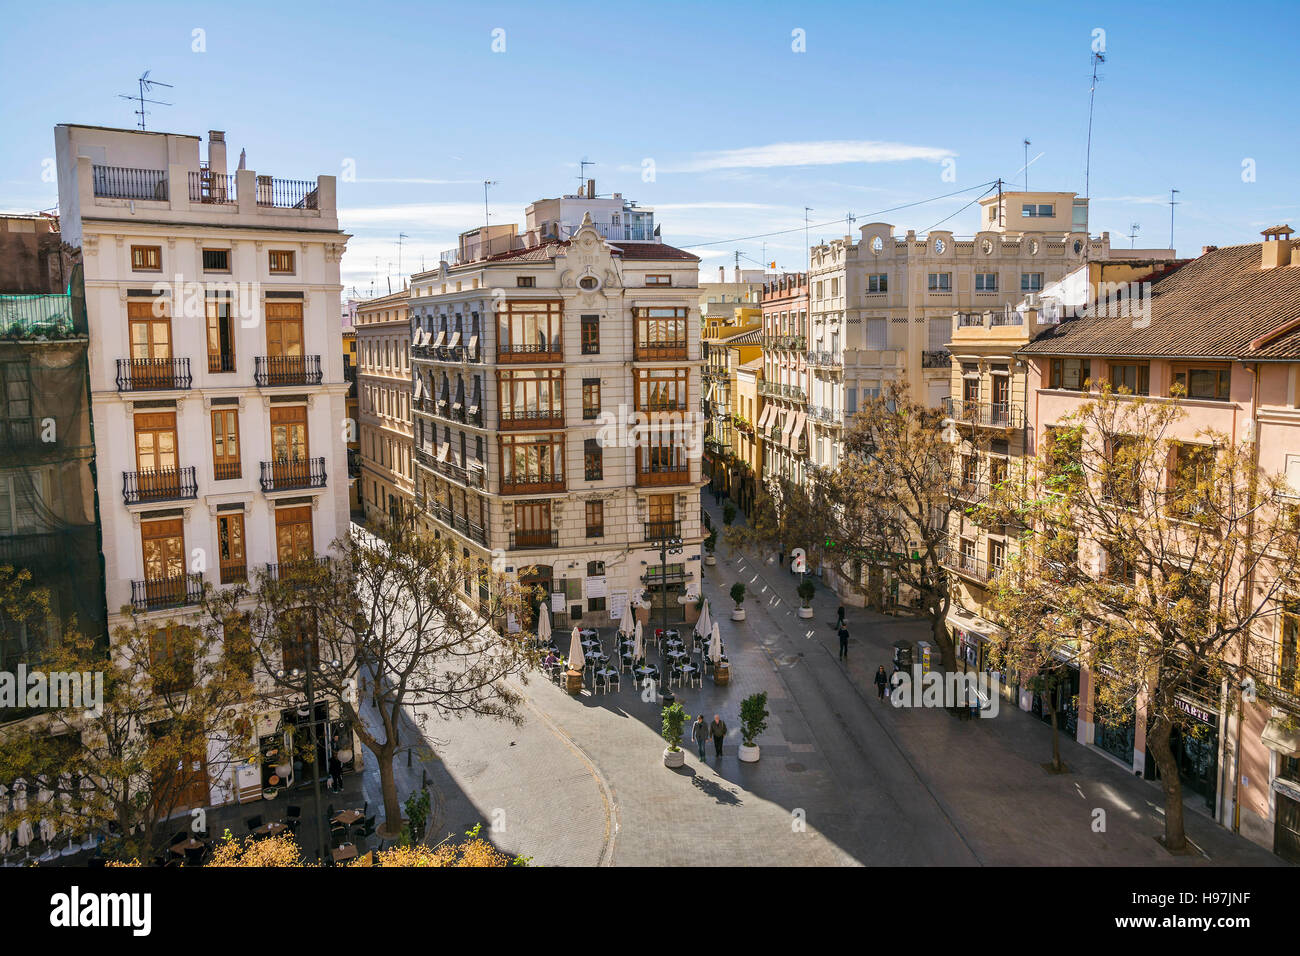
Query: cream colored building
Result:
<box><xmin>54</xmin><ymin>124</ymin><xmax>354</xmax><ymax>808</ymax></box>
<box><xmin>356</xmin><ymin>290</ymin><xmax>414</xmax><ymax>525</ymax></box>
<box><xmin>408</xmin><ymin>190</ymin><xmax>704</xmax><ymax>631</ymax></box>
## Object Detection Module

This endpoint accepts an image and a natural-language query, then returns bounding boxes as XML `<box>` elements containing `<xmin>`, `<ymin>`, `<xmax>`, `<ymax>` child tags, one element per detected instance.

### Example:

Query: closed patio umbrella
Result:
<box><xmin>695</xmin><ymin>598</ymin><xmax>712</xmax><ymax>642</ymax></box>
<box><xmin>567</xmin><ymin>626</ymin><xmax>586</xmax><ymax>673</ymax></box>
<box><xmin>13</xmin><ymin>781</ymin><xmax>31</xmax><ymax>849</ymax></box>
<box><xmin>634</xmin><ymin>619</ymin><xmax>645</xmax><ymax>661</ymax></box>
<box><xmin>710</xmin><ymin>621</ymin><xmax>724</xmax><ymax>664</ymax></box>
<box><xmin>618</xmin><ymin>602</ymin><xmax>634</xmax><ymax>640</ymax></box>
<box><xmin>537</xmin><ymin>602</ymin><xmax>552</xmax><ymax>646</ymax></box>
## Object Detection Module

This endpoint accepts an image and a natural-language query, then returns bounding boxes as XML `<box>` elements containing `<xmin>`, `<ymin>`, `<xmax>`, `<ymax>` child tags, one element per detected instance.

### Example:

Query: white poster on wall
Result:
<box><xmin>609</xmin><ymin>590</ymin><xmax>629</xmax><ymax>622</ymax></box>
<box><xmin>551</xmin><ymin>591</ymin><xmax>566</xmax><ymax>613</ymax></box>
<box><xmin>506</xmin><ymin>612</ymin><xmax>520</xmax><ymax>633</ymax></box>
<box><xmin>587</xmin><ymin>576</ymin><xmax>607</xmax><ymax>599</ymax></box>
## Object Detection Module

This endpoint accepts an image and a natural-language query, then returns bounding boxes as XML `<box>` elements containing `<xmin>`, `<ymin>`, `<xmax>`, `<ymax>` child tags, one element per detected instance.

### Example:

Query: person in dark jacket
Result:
<box><xmin>328</xmin><ymin>752</ymin><xmax>343</xmax><ymax>791</ymax></box>
<box><xmin>838</xmin><ymin>624</ymin><xmax>849</xmax><ymax>661</ymax></box>
<box><xmin>831</xmin><ymin>605</ymin><xmax>846</xmax><ymax>630</ymax></box>
<box><xmin>874</xmin><ymin>665</ymin><xmax>890</xmax><ymax>700</ymax></box>
<box><xmin>710</xmin><ymin>714</ymin><xmax>727</xmax><ymax>758</ymax></box>
<box><xmin>691</xmin><ymin>715</ymin><xmax>709</xmax><ymax>760</ymax></box>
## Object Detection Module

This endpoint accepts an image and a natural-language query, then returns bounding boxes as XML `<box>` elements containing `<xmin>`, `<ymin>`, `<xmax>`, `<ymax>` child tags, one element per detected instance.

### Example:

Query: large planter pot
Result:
<box><xmin>731</xmin><ymin>607</ymin><xmax>746</xmax><ymax>621</ymax></box>
<box><xmin>336</xmin><ymin>749</ymin><xmax>353</xmax><ymax>764</ymax></box>
<box><xmin>713</xmin><ymin>663</ymin><xmax>730</xmax><ymax>686</ymax></box>
<box><xmin>704</xmin><ymin>554</ymin><xmax>717</xmax><ymax>566</ymax></box>
<box><xmin>738</xmin><ymin>744</ymin><xmax>760</xmax><ymax>763</ymax></box>
<box><xmin>797</xmin><ymin>605</ymin><xmax>814</xmax><ymax>619</ymax></box>
<box><xmin>663</xmin><ymin>748</ymin><xmax>686</xmax><ymax>768</ymax></box>
<box><xmin>564</xmin><ymin>669</ymin><xmax>584</xmax><ymax>696</ymax></box>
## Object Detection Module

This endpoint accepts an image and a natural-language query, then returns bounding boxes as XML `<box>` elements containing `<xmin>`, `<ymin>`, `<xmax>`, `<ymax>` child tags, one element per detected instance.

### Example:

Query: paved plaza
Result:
<box><xmin>349</xmin><ymin>501</ymin><xmax>1285</xmax><ymax>867</ymax></box>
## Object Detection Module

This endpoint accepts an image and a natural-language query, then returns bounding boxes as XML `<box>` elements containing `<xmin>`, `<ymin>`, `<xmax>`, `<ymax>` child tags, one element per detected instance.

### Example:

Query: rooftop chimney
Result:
<box><xmin>1201</xmin><ymin>245</ymin><xmax>1218</xmax><ymax>256</ymax></box>
<box><xmin>718</xmin><ymin>266</ymin><xmax>725</xmax><ymax>282</ymax></box>
<box><xmin>1261</xmin><ymin>225</ymin><xmax>1295</xmax><ymax>269</ymax></box>
<box><xmin>207</xmin><ymin>130</ymin><xmax>227</xmax><ymax>177</ymax></box>
<box><xmin>587</xmin><ymin>178</ymin><xmax>596</xmax><ymax>199</ymax></box>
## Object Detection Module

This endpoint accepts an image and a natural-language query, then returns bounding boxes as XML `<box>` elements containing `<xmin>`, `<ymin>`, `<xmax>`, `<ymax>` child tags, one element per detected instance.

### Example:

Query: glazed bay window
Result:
<box><xmin>498</xmin><ymin>368</ymin><xmax>563</xmax><ymax>428</ymax></box>
<box><xmin>1171</xmin><ymin>364</ymin><xmax>1231</xmax><ymax>401</ymax></box>
<box><xmin>585</xmin><ymin>500</ymin><xmax>604</xmax><ymax>538</ymax></box>
<box><xmin>1109</xmin><ymin>362</ymin><xmax>1150</xmax><ymax>395</ymax></box>
<box><xmin>636</xmin><ymin>442</ymin><xmax>689</xmax><ymax>486</ymax></box>
<box><xmin>1048</xmin><ymin>357</ymin><xmax>1091</xmax><ymax>391</ymax></box>
<box><xmin>498</xmin><ymin>300</ymin><xmax>562</xmax><ymax>360</ymax></box>
<box><xmin>634</xmin><ymin>307</ymin><xmax>688</xmax><ymax>360</ymax></box>
<box><xmin>500</xmin><ymin>432</ymin><xmax>564</xmax><ymax>493</ymax></box>
<box><xmin>584</xmin><ymin>438</ymin><xmax>603</xmax><ymax>481</ymax></box>
<box><xmin>867</xmin><ymin>273</ymin><xmax>887</xmax><ymax>293</ymax></box>
<box><xmin>511</xmin><ymin>500</ymin><xmax>554</xmax><ymax>549</ymax></box>
<box><xmin>635</xmin><ymin>367</ymin><xmax>689</xmax><ymax>412</ymax></box>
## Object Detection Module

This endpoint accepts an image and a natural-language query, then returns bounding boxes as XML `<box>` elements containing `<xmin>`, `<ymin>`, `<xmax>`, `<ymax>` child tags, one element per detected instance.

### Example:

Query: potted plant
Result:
<box><xmin>730</xmin><ymin>582</ymin><xmax>747</xmax><ymax>621</ymax></box>
<box><xmin>704</xmin><ymin>531</ymin><xmax>717</xmax><ymax>566</ymax></box>
<box><xmin>739</xmin><ymin>692</ymin><xmax>769</xmax><ymax>763</ymax></box>
<box><xmin>797</xmin><ymin>578</ymin><xmax>816</xmax><ymax>619</ymax></box>
<box><xmin>723</xmin><ymin>502</ymin><xmax>737</xmax><ymax>527</ymax></box>
<box><xmin>404</xmin><ymin>789</ymin><xmax>430</xmax><ymax>844</ymax></box>
<box><xmin>661</xmin><ymin>702</ymin><xmax>690</xmax><ymax>768</ymax></box>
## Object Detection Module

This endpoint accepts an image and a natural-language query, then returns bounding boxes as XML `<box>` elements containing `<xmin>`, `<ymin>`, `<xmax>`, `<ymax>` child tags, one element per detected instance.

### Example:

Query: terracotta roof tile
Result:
<box><xmin>1019</xmin><ymin>243</ymin><xmax>1300</xmax><ymax>360</ymax></box>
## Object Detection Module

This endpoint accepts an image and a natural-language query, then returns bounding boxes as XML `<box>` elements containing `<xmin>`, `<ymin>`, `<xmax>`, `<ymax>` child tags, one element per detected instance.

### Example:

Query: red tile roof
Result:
<box><xmin>1020</xmin><ymin>243</ymin><xmax>1300</xmax><ymax>360</ymax></box>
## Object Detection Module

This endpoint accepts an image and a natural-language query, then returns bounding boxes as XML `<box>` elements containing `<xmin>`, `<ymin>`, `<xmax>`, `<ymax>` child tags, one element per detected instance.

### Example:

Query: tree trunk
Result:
<box><xmin>1048</xmin><ymin>698</ymin><xmax>1063</xmax><ymax>772</ymax></box>
<box><xmin>930</xmin><ymin>611</ymin><xmax>957</xmax><ymax>672</ymax></box>
<box><xmin>375</xmin><ymin>740</ymin><xmax>402</xmax><ymax>838</ymax></box>
<box><xmin>1146</xmin><ymin>717</ymin><xmax>1187</xmax><ymax>852</ymax></box>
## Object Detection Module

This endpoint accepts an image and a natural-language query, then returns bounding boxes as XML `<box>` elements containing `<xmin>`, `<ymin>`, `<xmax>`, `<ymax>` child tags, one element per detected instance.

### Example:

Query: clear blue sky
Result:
<box><xmin>3</xmin><ymin>0</ymin><xmax>1297</xmax><ymax>293</ymax></box>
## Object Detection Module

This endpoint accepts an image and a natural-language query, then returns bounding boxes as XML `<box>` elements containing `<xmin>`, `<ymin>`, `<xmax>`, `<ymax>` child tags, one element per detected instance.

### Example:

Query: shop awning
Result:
<box><xmin>757</xmin><ymin>405</ymin><xmax>773</xmax><ymax>429</ymax></box>
<box><xmin>788</xmin><ymin>411</ymin><xmax>807</xmax><ymax>450</ymax></box>
<box><xmin>437</xmin><ymin>443</ymin><xmax>451</xmax><ymax>462</ymax></box>
<box><xmin>447</xmin><ymin>331</ymin><xmax>461</xmax><ymax>349</ymax></box>
<box><xmin>780</xmin><ymin>412</ymin><xmax>797</xmax><ymax>445</ymax></box>
<box><xmin>432</xmin><ymin>330</ymin><xmax>447</xmax><ymax>348</ymax></box>
<box><xmin>1262</xmin><ymin>717</ymin><xmax>1300</xmax><ymax>756</ymax></box>
<box><xmin>944</xmin><ymin>605</ymin><xmax>1003</xmax><ymax>641</ymax></box>
<box><xmin>413</xmin><ymin>376</ymin><xmax>425</xmax><ymax>401</ymax></box>
<box><xmin>467</xmin><ymin>334</ymin><xmax>479</xmax><ymax>359</ymax></box>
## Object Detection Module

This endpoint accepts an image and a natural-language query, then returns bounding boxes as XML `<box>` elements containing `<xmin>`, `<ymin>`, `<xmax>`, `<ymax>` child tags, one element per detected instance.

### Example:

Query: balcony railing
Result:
<box><xmin>93</xmin><ymin>165</ymin><xmax>167</xmax><ymax>201</ymax></box>
<box><xmin>806</xmin><ymin>350</ymin><xmax>843</xmax><ymax>369</ymax></box>
<box><xmin>208</xmin><ymin>352</ymin><xmax>236</xmax><ymax>374</ymax></box>
<box><xmin>499</xmin><ymin>408</ymin><xmax>564</xmax><ymax>429</ymax></box>
<box><xmin>941</xmin><ymin>549</ymin><xmax>996</xmax><ymax>584</ymax></box>
<box><xmin>808</xmin><ymin>405</ymin><xmax>842</xmax><ymax>426</ymax></box>
<box><xmin>0</xmin><ymin>292</ymin><xmax>85</xmax><ymax>338</ymax></box>
<box><xmin>116</xmin><ymin>357</ymin><xmax>192</xmax><ymax>392</ymax></box>
<box><xmin>188</xmin><ymin>170</ymin><xmax>236</xmax><ymax>204</ymax></box>
<box><xmin>123</xmin><ymin>466</ymin><xmax>198</xmax><ymax>505</ymax></box>
<box><xmin>943</xmin><ymin>397</ymin><xmax>1024</xmax><ymax>430</ymax></box>
<box><xmin>497</xmin><ymin>342</ymin><xmax>563</xmax><ymax>363</ymax></box>
<box><xmin>922</xmin><ymin>350</ymin><xmax>952</xmax><ymax>369</ymax></box>
<box><xmin>0</xmin><ymin>418</ymin><xmax>37</xmax><ymax>449</ymax></box>
<box><xmin>425</xmin><ymin>502</ymin><xmax>489</xmax><ymax>546</ymax></box>
<box><xmin>214</xmin><ymin>460</ymin><xmax>243</xmax><ymax>482</ymax></box>
<box><xmin>644</xmin><ymin>520</ymin><xmax>683</xmax><ymax>543</ymax></box>
<box><xmin>499</xmin><ymin>472</ymin><xmax>564</xmax><ymax>494</ymax></box>
<box><xmin>131</xmin><ymin>572</ymin><xmax>204</xmax><ymax>611</ymax></box>
<box><xmin>264</xmin><ymin>557</ymin><xmax>331</xmax><ymax>582</ymax></box>
<box><xmin>634</xmin><ymin>342</ymin><xmax>688</xmax><ymax>362</ymax></box>
<box><xmin>636</xmin><ymin>464</ymin><xmax>691</xmax><ymax>487</ymax></box>
<box><xmin>255</xmin><ymin>176</ymin><xmax>319</xmax><ymax>209</ymax></box>
<box><xmin>509</xmin><ymin>529</ymin><xmax>558</xmax><ymax>550</ymax></box>
<box><xmin>260</xmin><ymin>457</ymin><xmax>327</xmax><ymax>492</ymax></box>
<box><xmin>254</xmin><ymin>355</ymin><xmax>322</xmax><ymax>386</ymax></box>
<box><xmin>219</xmin><ymin>562</ymin><xmax>248</xmax><ymax>585</ymax></box>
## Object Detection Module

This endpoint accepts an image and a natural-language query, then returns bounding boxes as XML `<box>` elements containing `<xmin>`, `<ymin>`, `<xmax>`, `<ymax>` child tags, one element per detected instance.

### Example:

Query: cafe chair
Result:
<box><xmin>593</xmin><ymin>672</ymin><xmax>608</xmax><ymax>695</ymax></box>
<box><xmin>606</xmin><ymin>671</ymin><xmax>621</xmax><ymax>692</ymax></box>
<box><xmin>668</xmin><ymin>666</ymin><xmax>683</xmax><ymax>689</ymax></box>
<box><xmin>244</xmin><ymin>816</ymin><xmax>262</xmax><ymax>834</ymax></box>
<box><xmin>353</xmin><ymin>816</ymin><xmax>376</xmax><ymax>842</ymax></box>
<box><xmin>330</xmin><ymin>822</ymin><xmax>348</xmax><ymax>847</ymax></box>
<box><xmin>689</xmin><ymin>667</ymin><xmax>703</xmax><ymax>689</ymax></box>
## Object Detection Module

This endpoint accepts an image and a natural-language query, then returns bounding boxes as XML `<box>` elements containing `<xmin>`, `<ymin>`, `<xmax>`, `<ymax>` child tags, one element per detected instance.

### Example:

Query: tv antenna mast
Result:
<box><xmin>1128</xmin><ymin>222</ymin><xmax>1141</xmax><ymax>248</ymax></box>
<box><xmin>578</xmin><ymin>158</ymin><xmax>595</xmax><ymax>194</ymax></box>
<box><xmin>397</xmin><ymin>233</ymin><xmax>409</xmax><ymax>286</ymax></box>
<box><xmin>483</xmin><ymin>180</ymin><xmax>498</xmax><ymax>228</ymax></box>
<box><xmin>118</xmin><ymin>71</ymin><xmax>173</xmax><ymax>130</ymax></box>
<box><xmin>1084</xmin><ymin>52</ymin><xmax>1105</xmax><ymax>199</ymax></box>
<box><xmin>1023</xmin><ymin>139</ymin><xmax>1031</xmax><ymax>190</ymax></box>
<box><xmin>1168</xmin><ymin>189</ymin><xmax>1180</xmax><ymax>251</ymax></box>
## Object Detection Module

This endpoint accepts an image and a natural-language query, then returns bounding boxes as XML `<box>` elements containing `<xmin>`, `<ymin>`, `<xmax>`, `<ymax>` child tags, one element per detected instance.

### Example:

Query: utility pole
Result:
<box><xmin>1168</xmin><ymin>189</ymin><xmax>1180</xmax><ymax>251</ymax></box>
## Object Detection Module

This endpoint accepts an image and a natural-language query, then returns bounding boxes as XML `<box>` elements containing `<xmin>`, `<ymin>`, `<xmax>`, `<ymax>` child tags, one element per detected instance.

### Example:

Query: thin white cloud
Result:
<box><xmin>340</xmin><ymin>201</ymin><xmax>523</xmax><ymax>228</ymax></box>
<box><xmin>634</xmin><ymin>140</ymin><xmax>955</xmax><ymax>175</ymax></box>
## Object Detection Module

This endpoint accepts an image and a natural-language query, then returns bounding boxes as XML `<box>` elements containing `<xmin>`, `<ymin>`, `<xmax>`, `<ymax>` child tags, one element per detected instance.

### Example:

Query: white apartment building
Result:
<box><xmin>356</xmin><ymin>290</ymin><xmax>414</xmax><ymax>525</ymax></box>
<box><xmin>804</xmin><ymin>191</ymin><xmax>1148</xmax><ymax>476</ymax></box>
<box><xmin>54</xmin><ymin>124</ymin><xmax>353</xmax><ymax>808</ymax></box>
<box><xmin>407</xmin><ymin>189</ymin><xmax>704</xmax><ymax>633</ymax></box>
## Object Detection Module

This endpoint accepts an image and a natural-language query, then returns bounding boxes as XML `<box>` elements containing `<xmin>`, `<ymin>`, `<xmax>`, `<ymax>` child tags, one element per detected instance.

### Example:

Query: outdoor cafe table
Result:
<box><xmin>680</xmin><ymin>664</ymin><xmax>697</xmax><ymax>677</ymax></box>
<box><xmin>255</xmin><ymin>822</ymin><xmax>289</xmax><ymax>838</ymax></box>
<box><xmin>579</xmin><ymin>628</ymin><xmax>599</xmax><ymax>640</ymax></box>
<box><xmin>170</xmin><ymin>838</ymin><xmax>204</xmax><ymax>856</ymax></box>
<box><xmin>666</xmin><ymin>650</ymin><xmax>687</xmax><ymax>661</ymax></box>
<box><xmin>332</xmin><ymin>809</ymin><xmax>363</xmax><ymax>826</ymax></box>
<box><xmin>597</xmin><ymin>668</ymin><xmax>619</xmax><ymax>683</ymax></box>
<box><xmin>331</xmin><ymin>843</ymin><xmax>358</xmax><ymax>864</ymax></box>
<box><xmin>635</xmin><ymin>666</ymin><xmax>658</xmax><ymax>680</ymax></box>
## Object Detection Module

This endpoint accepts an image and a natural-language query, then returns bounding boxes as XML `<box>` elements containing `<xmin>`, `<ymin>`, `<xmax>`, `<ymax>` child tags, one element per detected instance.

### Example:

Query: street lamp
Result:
<box><xmin>654</xmin><ymin>523</ymin><xmax>685</xmax><ymax>704</ymax></box>
<box><xmin>277</xmin><ymin>657</ymin><xmax>340</xmax><ymax>865</ymax></box>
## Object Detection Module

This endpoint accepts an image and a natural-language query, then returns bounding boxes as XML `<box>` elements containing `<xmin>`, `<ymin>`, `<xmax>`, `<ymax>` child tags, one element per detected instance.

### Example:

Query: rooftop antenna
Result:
<box><xmin>117</xmin><ymin>70</ymin><xmax>173</xmax><ymax>131</ymax></box>
<box><xmin>846</xmin><ymin>211</ymin><xmax>856</xmax><ymax>235</ymax></box>
<box><xmin>1023</xmin><ymin>139</ymin><xmax>1031</xmax><ymax>190</ymax></box>
<box><xmin>397</xmin><ymin>233</ymin><xmax>409</xmax><ymax>286</ymax></box>
<box><xmin>483</xmin><ymin>180</ymin><xmax>498</xmax><ymax>229</ymax></box>
<box><xmin>1127</xmin><ymin>222</ymin><xmax>1140</xmax><ymax>248</ymax></box>
<box><xmin>1084</xmin><ymin>52</ymin><xmax>1105</xmax><ymax>198</ymax></box>
<box><xmin>804</xmin><ymin>207</ymin><xmax>813</xmax><ymax>271</ymax></box>
<box><xmin>578</xmin><ymin>158</ymin><xmax>594</xmax><ymax>195</ymax></box>
<box><xmin>1168</xmin><ymin>189</ymin><xmax>1180</xmax><ymax>251</ymax></box>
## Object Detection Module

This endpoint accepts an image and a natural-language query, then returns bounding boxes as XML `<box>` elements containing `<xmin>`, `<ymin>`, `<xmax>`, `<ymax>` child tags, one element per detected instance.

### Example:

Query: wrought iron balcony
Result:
<box><xmin>424</xmin><ymin>502</ymin><xmax>489</xmax><ymax>546</ymax></box>
<box><xmin>941</xmin><ymin>549</ymin><xmax>997</xmax><ymax>585</ymax></box>
<box><xmin>93</xmin><ymin>165</ymin><xmax>167</xmax><ymax>201</ymax></box>
<box><xmin>499</xmin><ymin>408</ymin><xmax>564</xmax><ymax>429</ymax></box>
<box><xmin>188</xmin><ymin>170</ymin><xmax>236</xmax><ymax>204</ymax></box>
<box><xmin>942</xmin><ymin>397</ymin><xmax>1023</xmax><ymax>430</ymax></box>
<box><xmin>264</xmin><ymin>556</ymin><xmax>331</xmax><ymax>581</ymax></box>
<box><xmin>644</xmin><ymin>520</ymin><xmax>683</xmax><ymax>544</ymax></box>
<box><xmin>922</xmin><ymin>350</ymin><xmax>952</xmax><ymax>369</ymax></box>
<box><xmin>509</xmin><ymin>529</ymin><xmax>558</xmax><ymax>550</ymax></box>
<box><xmin>131</xmin><ymin>572</ymin><xmax>204</xmax><ymax>611</ymax></box>
<box><xmin>497</xmin><ymin>342</ymin><xmax>563</xmax><ymax>363</ymax></box>
<box><xmin>635</xmin><ymin>464</ymin><xmax>691</xmax><ymax>487</ymax></box>
<box><xmin>259</xmin><ymin>457</ymin><xmax>327</xmax><ymax>492</ymax></box>
<box><xmin>123</xmin><ymin>466</ymin><xmax>198</xmax><ymax>505</ymax></box>
<box><xmin>254</xmin><ymin>355</ymin><xmax>322</xmax><ymax>387</ymax></box>
<box><xmin>255</xmin><ymin>176</ymin><xmax>318</xmax><ymax>209</ymax></box>
<box><xmin>499</xmin><ymin>472</ymin><xmax>564</xmax><ymax>495</ymax></box>
<box><xmin>634</xmin><ymin>342</ymin><xmax>688</xmax><ymax>362</ymax></box>
<box><xmin>116</xmin><ymin>357</ymin><xmax>192</xmax><ymax>392</ymax></box>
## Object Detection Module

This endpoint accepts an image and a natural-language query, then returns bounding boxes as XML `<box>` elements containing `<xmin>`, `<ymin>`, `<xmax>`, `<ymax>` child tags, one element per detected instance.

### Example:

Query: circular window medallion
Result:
<box><xmin>871</xmin><ymin>235</ymin><xmax>884</xmax><ymax>254</ymax></box>
<box><xmin>578</xmin><ymin>275</ymin><xmax>600</xmax><ymax>291</ymax></box>
<box><xmin>980</xmin><ymin>238</ymin><xmax>993</xmax><ymax>255</ymax></box>
<box><xmin>933</xmin><ymin>238</ymin><xmax>946</xmax><ymax>255</ymax></box>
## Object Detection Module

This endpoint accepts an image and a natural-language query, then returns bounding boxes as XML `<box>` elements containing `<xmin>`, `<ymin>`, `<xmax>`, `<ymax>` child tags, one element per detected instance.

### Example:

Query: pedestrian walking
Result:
<box><xmin>710</xmin><ymin>714</ymin><xmax>727</xmax><ymax>758</ymax></box>
<box><xmin>691</xmin><ymin>714</ymin><xmax>709</xmax><ymax>760</ymax></box>
<box><xmin>829</xmin><ymin>605</ymin><xmax>845</xmax><ymax>630</ymax></box>
<box><xmin>875</xmin><ymin>665</ymin><xmax>889</xmax><ymax>700</ymax></box>
<box><xmin>838</xmin><ymin>623</ymin><xmax>849</xmax><ymax>661</ymax></box>
<box><xmin>328</xmin><ymin>752</ymin><xmax>343</xmax><ymax>792</ymax></box>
